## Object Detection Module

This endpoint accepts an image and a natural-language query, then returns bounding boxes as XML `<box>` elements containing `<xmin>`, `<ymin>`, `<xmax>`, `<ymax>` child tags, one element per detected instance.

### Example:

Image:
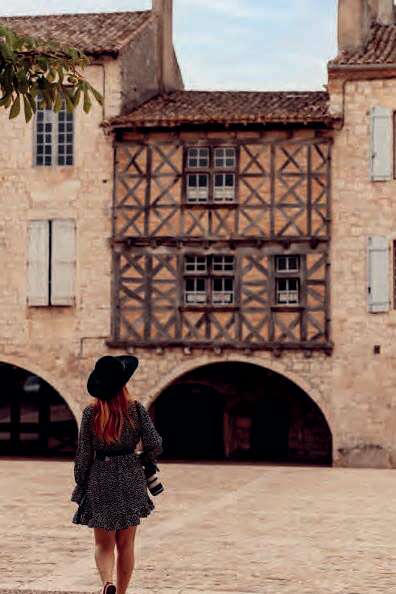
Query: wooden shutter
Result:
<box><xmin>51</xmin><ymin>219</ymin><xmax>76</xmax><ymax>306</ymax></box>
<box><xmin>27</xmin><ymin>220</ymin><xmax>49</xmax><ymax>306</ymax></box>
<box><xmin>368</xmin><ymin>235</ymin><xmax>390</xmax><ymax>312</ymax></box>
<box><xmin>369</xmin><ymin>106</ymin><xmax>393</xmax><ymax>181</ymax></box>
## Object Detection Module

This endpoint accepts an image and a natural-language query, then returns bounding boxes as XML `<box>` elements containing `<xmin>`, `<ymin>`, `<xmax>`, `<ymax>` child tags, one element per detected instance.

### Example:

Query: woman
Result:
<box><xmin>71</xmin><ymin>355</ymin><xmax>163</xmax><ymax>594</ymax></box>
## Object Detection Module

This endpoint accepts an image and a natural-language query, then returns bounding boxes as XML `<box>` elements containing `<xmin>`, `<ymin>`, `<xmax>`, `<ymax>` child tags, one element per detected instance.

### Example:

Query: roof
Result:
<box><xmin>109</xmin><ymin>90</ymin><xmax>334</xmax><ymax>128</ymax></box>
<box><xmin>330</xmin><ymin>22</ymin><xmax>396</xmax><ymax>67</ymax></box>
<box><xmin>0</xmin><ymin>11</ymin><xmax>152</xmax><ymax>56</ymax></box>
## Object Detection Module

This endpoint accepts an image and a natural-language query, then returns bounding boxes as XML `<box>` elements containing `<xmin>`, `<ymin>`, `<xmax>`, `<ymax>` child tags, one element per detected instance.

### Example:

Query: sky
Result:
<box><xmin>0</xmin><ymin>0</ymin><xmax>338</xmax><ymax>91</ymax></box>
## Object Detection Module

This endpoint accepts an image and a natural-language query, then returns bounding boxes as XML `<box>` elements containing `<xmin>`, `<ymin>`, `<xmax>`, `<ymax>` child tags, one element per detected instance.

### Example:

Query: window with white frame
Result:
<box><xmin>35</xmin><ymin>98</ymin><xmax>74</xmax><ymax>166</ymax></box>
<box><xmin>214</xmin><ymin>147</ymin><xmax>236</xmax><ymax>169</ymax></box>
<box><xmin>187</xmin><ymin>147</ymin><xmax>210</xmax><ymax>168</ymax></box>
<box><xmin>274</xmin><ymin>255</ymin><xmax>301</xmax><ymax>305</ymax></box>
<box><xmin>213</xmin><ymin>173</ymin><xmax>235</xmax><ymax>202</ymax></box>
<box><xmin>186</xmin><ymin>173</ymin><xmax>209</xmax><ymax>203</ymax></box>
<box><xmin>27</xmin><ymin>219</ymin><xmax>76</xmax><ymax>306</ymax></box>
<box><xmin>185</xmin><ymin>146</ymin><xmax>237</xmax><ymax>204</ymax></box>
<box><xmin>183</xmin><ymin>254</ymin><xmax>235</xmax><ymax>306</ymax></box>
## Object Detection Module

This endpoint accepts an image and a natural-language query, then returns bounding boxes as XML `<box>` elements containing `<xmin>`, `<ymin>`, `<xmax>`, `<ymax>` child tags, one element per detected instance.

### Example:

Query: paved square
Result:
<box><xmin>0</xmin><ymin>459</ymin><xmax>395</xmax><ymax>594</ymax></box>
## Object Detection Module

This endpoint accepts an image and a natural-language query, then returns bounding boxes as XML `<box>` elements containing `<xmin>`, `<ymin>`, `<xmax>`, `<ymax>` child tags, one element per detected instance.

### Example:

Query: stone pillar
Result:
<box><xmin>377</xmin><ymin>0</ymin><xmax>394</xmax><ymax>24</ymax></box>
<box><xmin>338</xmin><ymin>0</ymin><xmax>370</xmax><ymax>51</ymax></box>
<box><xmin>153</xmin><ymin>0</ymin><xmax>175</xmax><ymax>92</ymax></box>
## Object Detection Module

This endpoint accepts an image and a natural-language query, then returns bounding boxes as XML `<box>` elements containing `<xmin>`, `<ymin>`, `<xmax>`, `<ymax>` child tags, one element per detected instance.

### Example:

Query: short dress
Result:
<box><xmin>71</xmin><ymin>399</ymin><xmax>163</xmax><ymax>530</ymax></box>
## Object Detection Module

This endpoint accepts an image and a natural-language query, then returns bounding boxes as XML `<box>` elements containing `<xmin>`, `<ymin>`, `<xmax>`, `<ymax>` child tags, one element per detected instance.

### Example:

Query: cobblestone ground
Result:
<box><xmin>0</xmin><ymin>459</ymin><xmax>396</xmax><ymax>594</ymax></box>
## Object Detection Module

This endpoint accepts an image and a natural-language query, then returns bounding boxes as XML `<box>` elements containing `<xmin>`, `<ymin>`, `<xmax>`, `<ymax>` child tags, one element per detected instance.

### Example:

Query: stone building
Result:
<box><xmin>1</xmin><ymin>0</ymin><xmax>396</xmax><ymax>467</ymax></box>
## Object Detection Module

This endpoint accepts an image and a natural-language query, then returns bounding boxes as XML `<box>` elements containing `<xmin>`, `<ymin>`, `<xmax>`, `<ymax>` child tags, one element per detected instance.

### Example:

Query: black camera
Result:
<box><xmin>138</xmin><ymin>453</ymin><xmax>164</xmax><ymax>496</ymax></box>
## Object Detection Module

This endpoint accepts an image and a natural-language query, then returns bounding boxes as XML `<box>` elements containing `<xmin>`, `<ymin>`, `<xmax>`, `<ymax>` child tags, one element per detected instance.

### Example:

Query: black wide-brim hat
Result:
<box><xmin>87</xmin><ymin>355</ymin><xmax>139</xmax><ymax>401</ymax></box>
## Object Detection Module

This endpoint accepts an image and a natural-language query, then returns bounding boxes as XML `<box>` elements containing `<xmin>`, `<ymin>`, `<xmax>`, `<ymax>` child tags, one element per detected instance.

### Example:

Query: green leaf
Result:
<box><xmin>26</xmin><ymin>92</ymin><xmax>37</xmax><ymax>113</ymax></box>
<box><xmin>89</xmin><ymin>84</ymin><xmax>104</xmax><ymax>106</ymax></box>
<box><xmin>53</xmin><ymin>91</ymin><xmax>63</xmax><ymax>113</ymax></box>
<box><xmin>83</xmin><ymin>87</ymin><xmax>92</xmax><ymax>114</ymax></box>
<box><xmin>0</xmin><ymin>93</ymin><xmax>12</xmax><ymax>108</ymax></box>
<box><xmin>63</xmin><ymin>89</ymin><xmax>74</xmax><ymax>113</ymax></box>
<box><xmin>72</xmin><ymin>86</ymin><xmax>81</xmax><ymax>107</ymax></box>
<box><xmin>23</xmin><ymin>94</ymin><xmax>33</xmax><ymax>122</ymax></box>
<box><xmin>9</xmin><ymin>94</ymin><xmax>20</xmax><ymax>119</ymax></box>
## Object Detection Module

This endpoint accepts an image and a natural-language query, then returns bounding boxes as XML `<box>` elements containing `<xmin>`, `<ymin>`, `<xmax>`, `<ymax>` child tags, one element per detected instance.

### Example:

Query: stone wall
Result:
<box><xmin>0</xmin><ymin>63</ymin><xmax>114</xmax><ymax>424</ymax></box>
<box><xmin>330</xmin><ymin>77</ymin><xmax>396</xmax><ymax>468</ymax></box>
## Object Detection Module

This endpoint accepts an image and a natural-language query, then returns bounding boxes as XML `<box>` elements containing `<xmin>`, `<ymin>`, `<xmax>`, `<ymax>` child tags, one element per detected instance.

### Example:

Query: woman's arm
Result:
<box><xmin>137</xmin><ymin>401</ymin><xmax>163</xmax><ymax>462</ymax></box>
<box><xmin>73</xmin><ymin>405</ymin><xmax>95</xmax><ymax>487</ymax></box>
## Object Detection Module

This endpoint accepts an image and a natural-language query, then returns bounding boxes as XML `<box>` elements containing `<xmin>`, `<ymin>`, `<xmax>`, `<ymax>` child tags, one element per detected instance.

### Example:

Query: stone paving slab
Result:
<box><xmin>1</xmin><ymin>459</ymin><xmax>396</xmax><ymax>593</ymax></box>
<box><xmin>0</xmin><ymin>590</ymin><xmax>259</xmax><ymax>594</ymax></box>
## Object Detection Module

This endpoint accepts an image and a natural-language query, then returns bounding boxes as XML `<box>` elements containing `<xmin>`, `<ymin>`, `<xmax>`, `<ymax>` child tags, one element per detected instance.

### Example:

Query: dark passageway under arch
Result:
<box><xmin>151</xmin><ymin>362</ymin><xmax>332</xmax><ymax>465</ymax></box>
<box><xmin>0</xmin><ymin>362</ymin><xmax>77</xmax><ymax>458</ymax></box>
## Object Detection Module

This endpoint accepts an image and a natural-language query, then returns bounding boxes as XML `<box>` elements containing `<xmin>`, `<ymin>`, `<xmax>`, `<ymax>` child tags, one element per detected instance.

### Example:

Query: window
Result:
<box><xmin>187</xmin><ymin>147</ymin><xmax>209</xmax><ymax>168</ymax></box>
<box><xmin>185</xmin><ymin>146</ymin><xmax>237</xmax><ymax>204</ymax></box>
<box><xmin>214</xmin><ymin>147</ymin><xmax>236</xmax><ymax>169</ymax></box>
<box><xmin>276</xmin><ymin>278</ymin><xmax>300</xmax><ymax>305</ymax></box>
<box><xmin>27</xmin><ymin>219</ymin><xmax>76</xmax><ymax>306</ymax></box>
<box><xmin>274</xmin><ymin>255</ymin><xmax>301</xmax><ymax>306</ymax></box>
<box><xmin>214</xmin><ymin>173</ymin><xmax>235</xmax><ymax>203</ymax></box>
<box><xmin>34</xmin><ymin>98</ymin><xmax>74</xmax><ymax>166</ymax></box>
<box><xmin>184</xmin><ymin>254</ymin><xmax>235</xmax><ymax>306</ymax></box>
<box><xmin>186</xmin><ymin>174</ymin><xmax>209</xmax><ymax>203</ymax></box>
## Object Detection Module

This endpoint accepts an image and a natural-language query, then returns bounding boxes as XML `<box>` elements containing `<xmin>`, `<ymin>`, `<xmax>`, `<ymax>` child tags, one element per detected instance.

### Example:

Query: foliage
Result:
<box><xmin>0</xmin><ymin>24</ymin><xmax>103</xmax><ymax>122</ymax></box>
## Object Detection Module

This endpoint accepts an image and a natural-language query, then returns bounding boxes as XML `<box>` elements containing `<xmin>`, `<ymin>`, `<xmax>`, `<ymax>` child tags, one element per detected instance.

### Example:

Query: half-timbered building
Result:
<box><xmin>102</xmin><ymin>91</ymin><xmax>339</xmax><ymax>464</ymax></box>
<box><xmin>108</xmin><ymin>91</ymin><xmax>335</xmax><ymax>353</ymax></box>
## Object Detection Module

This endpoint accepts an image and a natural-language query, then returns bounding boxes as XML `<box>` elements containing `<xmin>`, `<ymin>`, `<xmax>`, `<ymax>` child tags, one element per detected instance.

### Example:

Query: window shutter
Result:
<box><xmin>369</xmin><ymin>106</ymin><xmax>393</xmax><ymax>181</ymax></box>
<box><xmin>51</xmin><ymin>219</ymin><xmax>76</xmax><ymax>306</ymax></box>
<box><xmin>368</xmin><ymin>235</ymin><xmax>390</xmax><ymax>312</ymax></box>
<box><xmin>27</xmin><ymin>220</ymin><xmax>49</xmax><ymax>306</ymax></box>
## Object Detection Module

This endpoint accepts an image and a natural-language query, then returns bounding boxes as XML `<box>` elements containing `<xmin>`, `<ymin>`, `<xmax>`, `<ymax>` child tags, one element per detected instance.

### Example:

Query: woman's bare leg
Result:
<box><xmin>115</xmin><ymin>526</ymin><xmax>138</xmax><ymax>594</ymax></box>
<box><xmin>93</xmin><ymin>527</ymin><xmax>116</xmax><ymax>586</ymax></box>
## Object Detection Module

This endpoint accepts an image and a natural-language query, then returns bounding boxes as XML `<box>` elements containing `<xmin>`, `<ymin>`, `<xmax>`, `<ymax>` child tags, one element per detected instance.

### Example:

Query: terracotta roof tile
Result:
<box><xmin>330</xmin><ymin>22</ymin><xmax>396</xmax><ymax>66</ymax></box>
<box><xmin>0</xmin><ymin>11</ymin><xmax>152</xmax><ymax>56</ymax></box>
<box><xmin>109</xmin><ymin>90</ymin><xmax>333</xmax><ymax>128</ymax></box>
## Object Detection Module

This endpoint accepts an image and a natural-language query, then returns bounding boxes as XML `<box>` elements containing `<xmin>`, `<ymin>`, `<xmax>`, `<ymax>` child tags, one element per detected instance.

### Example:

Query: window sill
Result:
<box><xmin>181</xmin><ymin>203</ymin><xmax>238</xmax><ymax>209</ymax></box>
<box><xmin>179</xmin><ymin>305</ymin><xmax>239</xmax><ymax>312</ymax></box>
<box><xmin>271</xmin><ymin>305</ymin><xmax>304</xmax><ymax>312</ymax></box>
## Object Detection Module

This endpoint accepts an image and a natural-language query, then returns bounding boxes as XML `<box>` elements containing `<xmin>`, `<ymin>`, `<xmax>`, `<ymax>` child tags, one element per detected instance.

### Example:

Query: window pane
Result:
<box><xmin>35</xmin><ymin>97</ymin><xmax>53</xmax><ymax>167</ymax></box>
<box><xmin>57</xmin><ymin>101</ymin><xmax>74</xmax><ymax>166</ymax></box>
<box><xmin>187</xmin><ymin>174</ymin><xmax>209</xmax><ymax>203</ymax></box>
<box><xmin>214</xmin><ymin>147</ymin><xmax>236</xmax><ymax>169</ymax></box>
<box><xmin>212</xmin><ymin>255</ymin><xmax>234</xmax><ymax>272</ymax></box>
<box><xmin>187</xmin><ymin>147</ymin><xmax>209</xmax><ymax>168</ymax></box>
<box><xmin>276</xmin><ymin>255</ymin><xmax>300</xmax><ymax>273</ymax></box>
<box><xmin>213</xmin><ymin>173</ymin><xmax>235</xmax><ymax>203</ymax></box>
<box><xmin>185</xmin><ymin>277</ymin><xmax>207</xmax><ymax>304</ymax></box>
<box><xmin>276</xmin><ymin>278</ymin><xmax>300</xmax><ymax>304</ymax></box>
<box><xmin>185</xmin><ymin>256</ymin><xmax>208</xmax><ymax>273</ymax></box>
<box><xmin>212</xmin><ymin>277</ymin><xmax>234</xmax><ymax>304</ymax></box>
<box><xmin>225</xmin><ymin>174</ymin><xmax>234</xmax><ymax>186</ymax></box>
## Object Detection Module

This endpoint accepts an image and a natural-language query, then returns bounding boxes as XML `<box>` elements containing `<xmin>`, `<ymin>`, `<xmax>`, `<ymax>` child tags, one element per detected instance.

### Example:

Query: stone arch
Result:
<box><xmin>0</xmin><ymin>355</ymin><xmax>80</xmax><ymax>421</ymax></box>
<box><xmin>143</xmin><ymin>354</ymin><xmax>334</xmax><ymax>441</ymax></box>
<box><xmin>0</xmin><ymin>357</ymin><xmax>80</xmax><ymax>457</ymax></box>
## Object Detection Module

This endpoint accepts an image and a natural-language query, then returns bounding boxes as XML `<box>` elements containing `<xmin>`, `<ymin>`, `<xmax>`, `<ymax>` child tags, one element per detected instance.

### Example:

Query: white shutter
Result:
<box><xmin>369</xmin><ymin>106</ymin><xmax>393</xmax><ymax>181</ymax></box>
<box><xmin>368</xmin><ymin>235</ymin><xmax>390</xmax><ymax>312</ymax></box>
<box><xmin>27</xmin><ymin>220</ymin><xmax>49</xmax><ymax>306</ymax></box>
<box><xmin>51</xmin><ymin>219</ymin><xmax>76</xmax><ymax>306</ymax></box>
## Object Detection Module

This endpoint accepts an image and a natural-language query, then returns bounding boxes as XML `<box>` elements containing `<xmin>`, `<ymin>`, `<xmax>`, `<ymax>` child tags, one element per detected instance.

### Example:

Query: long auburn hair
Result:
<box><xmin>91</xmin><ymin>385</ymin><xmax>137</xmax><ymax>445</ymax></box>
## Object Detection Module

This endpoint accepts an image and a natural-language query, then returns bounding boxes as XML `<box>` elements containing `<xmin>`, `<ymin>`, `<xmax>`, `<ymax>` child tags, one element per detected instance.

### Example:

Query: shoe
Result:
<box><xmin>102</xmin><ymin>581</ymin><xmax>116</xmax><ymax>594</ymax></box>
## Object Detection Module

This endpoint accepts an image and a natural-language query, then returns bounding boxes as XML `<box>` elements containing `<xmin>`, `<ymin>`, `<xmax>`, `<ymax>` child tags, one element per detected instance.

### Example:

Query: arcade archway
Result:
<box><xmin>0</xmin><ymin>362</ymin><xmax>77</xmax><ymax>458</ymax></box>
<box><xmin>150</xmin><ymin>362</ymin><xmax>332</xmax><ymax>465</ymax></box>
